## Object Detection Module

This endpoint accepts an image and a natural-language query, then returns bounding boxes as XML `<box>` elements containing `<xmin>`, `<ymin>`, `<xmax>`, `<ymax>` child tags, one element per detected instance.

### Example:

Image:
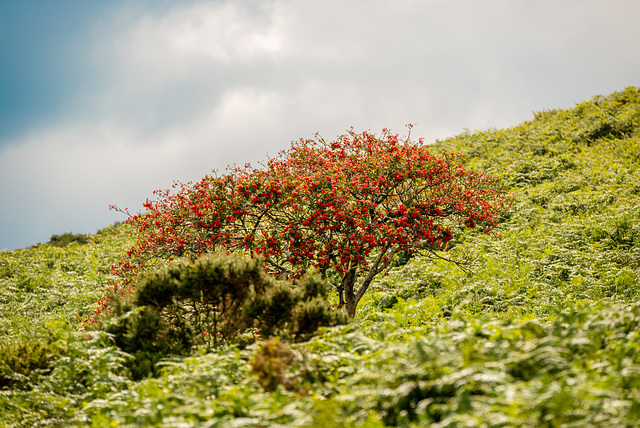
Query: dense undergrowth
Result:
<box><xmin>1</xmin><ymin>87</ymin><xmax>639</xmax><ymax>426</ymax></box>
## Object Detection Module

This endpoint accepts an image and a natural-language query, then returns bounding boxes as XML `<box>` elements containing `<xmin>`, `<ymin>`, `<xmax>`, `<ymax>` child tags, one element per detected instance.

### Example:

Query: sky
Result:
<box><xmin>1</xmin><ymin>0</ymin><xmax>639</xmax><ymax>251</ymax></box>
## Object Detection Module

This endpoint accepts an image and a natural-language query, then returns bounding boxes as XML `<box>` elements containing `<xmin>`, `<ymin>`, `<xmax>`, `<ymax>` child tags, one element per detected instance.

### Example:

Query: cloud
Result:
<box><xmin>80</xmin><ymin>0</ymin><xmax>640</xmax><ymax>143</ymax></box>
<box><xmin>2</xmin><ymin>0</ymin><xmax>640</xmax><ymax>250</ymax></box>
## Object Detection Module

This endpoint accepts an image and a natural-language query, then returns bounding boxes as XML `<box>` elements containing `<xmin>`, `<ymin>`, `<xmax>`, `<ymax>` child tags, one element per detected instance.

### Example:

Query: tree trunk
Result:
<box><xmin>341</xmin><ymin>268</ymin><xmax>358</xmax><ymax>317</ymax></box>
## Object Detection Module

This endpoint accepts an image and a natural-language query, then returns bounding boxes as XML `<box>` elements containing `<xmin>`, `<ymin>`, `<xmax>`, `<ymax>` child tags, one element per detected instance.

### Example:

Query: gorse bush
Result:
<box><xmin>134</xmin><ymin>254</ymin><xmax>263</xmax><ymax>346</ymax></box>
<box><xmin>97</xmin><ymin>253</ymin><xmax>347</xmax><ymax>378</ymax></box>
<box><xmin>107</xmin><ymin>126</ymin><xmax>510</xmax><ymax>317</ymax></box>
<box><xmin>48</xmin><ymin>232</ymin><xmax>91</xmax><ymax>248</ymax></box>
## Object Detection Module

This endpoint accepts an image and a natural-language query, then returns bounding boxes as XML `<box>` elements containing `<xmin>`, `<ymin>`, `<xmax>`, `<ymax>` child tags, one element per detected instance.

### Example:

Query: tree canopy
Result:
<box><xmin>108</xmin><ymin>127</ymin><xmax>511</xmax><ymax>315</ymax></box>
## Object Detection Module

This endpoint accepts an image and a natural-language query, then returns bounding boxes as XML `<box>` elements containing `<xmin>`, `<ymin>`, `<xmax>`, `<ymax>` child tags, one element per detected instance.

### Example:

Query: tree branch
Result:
<box><xmin>355</xmin><ymin>245</ymin><xmax>398</xmax><ymax>304</ymax></box>
<box><xmin>264</xmin><ymin>256</ymin><xmax>296</xmax><ymax>276</ymax></box>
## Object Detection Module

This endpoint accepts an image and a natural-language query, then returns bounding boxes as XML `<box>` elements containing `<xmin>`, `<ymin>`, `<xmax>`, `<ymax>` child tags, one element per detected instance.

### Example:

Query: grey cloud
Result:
<box><xmin>2</xmin><ymin>0</ymin><xmax>640</xmax><ymax>250</ymax></box>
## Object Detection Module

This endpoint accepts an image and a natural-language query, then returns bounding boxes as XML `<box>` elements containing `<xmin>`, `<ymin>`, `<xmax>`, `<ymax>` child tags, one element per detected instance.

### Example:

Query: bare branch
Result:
<box><xmin>264</xmin><ymin>256</ymin><xmax>297</xmax><ymax>277</ymax></box>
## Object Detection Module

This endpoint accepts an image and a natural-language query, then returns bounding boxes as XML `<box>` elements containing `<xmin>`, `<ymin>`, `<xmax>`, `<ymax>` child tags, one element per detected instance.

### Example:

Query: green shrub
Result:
<box><xmin>102</xmin><ymin>305</ymin><xmax>193</xmax><ymax>379</ymax></box>
<box><xmin>96</xmin><ymin>254</ymin><xmax>347</xmax><ymax>378</ymax></box>
<box><xmin>294</xmin><ymin>297</ymin><xmax>344</xmax><ymax>341</ymax></box>
<box><xmin>48</xmin><ymin>232</ymin><xmax>91</xmax><ymax>247</ymax></box>
<box><xmin>245</xmin><ymin>269</ymin><xmax>348</xmax><ymax>340</ymax></box>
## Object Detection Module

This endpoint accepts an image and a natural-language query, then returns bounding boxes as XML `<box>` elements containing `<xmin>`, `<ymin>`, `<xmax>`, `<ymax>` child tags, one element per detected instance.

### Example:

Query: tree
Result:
<box><xmin>107</xmin><ymin>127</ymin><xmax>511</xmax><ymax>316</ymax></box>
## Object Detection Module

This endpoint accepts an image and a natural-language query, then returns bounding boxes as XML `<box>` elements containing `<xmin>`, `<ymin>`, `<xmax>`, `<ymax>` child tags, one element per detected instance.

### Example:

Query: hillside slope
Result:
<box><xmin>359</xmin><ymin>86</ymin><xmax>640</xmax><ymax>325</ymax></box>
<box><xmin>0</xmin><ymin>87</ymin><xmax>639</xmax><ymax>427</ymax></box>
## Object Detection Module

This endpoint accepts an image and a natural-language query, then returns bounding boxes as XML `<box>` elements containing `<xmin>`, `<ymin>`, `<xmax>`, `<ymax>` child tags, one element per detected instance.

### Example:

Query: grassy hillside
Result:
<box><xmin>1</xmin><ymin>87</ymin><xmax>639</xmax><ymax>427</ymax></box>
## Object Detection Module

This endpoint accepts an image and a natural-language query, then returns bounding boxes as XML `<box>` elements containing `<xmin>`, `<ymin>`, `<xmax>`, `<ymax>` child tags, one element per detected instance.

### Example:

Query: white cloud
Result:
<box><xmin>163</xmin><ymin>2</ymin><xmax>286</xmax><ymax>62</ymax></box>
<box><xmin>2</xmin><ymin>0</ymin><xmax>640</xmax><ymax>249</ymax></box>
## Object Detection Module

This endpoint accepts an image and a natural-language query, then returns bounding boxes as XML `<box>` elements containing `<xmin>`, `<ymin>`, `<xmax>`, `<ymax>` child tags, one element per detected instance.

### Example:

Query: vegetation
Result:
<box><xmin>107</xmin><ymin>127</ymin><xmax>510</xmax><ymax>316</ymax></box>
<box><xmin>47</xmin><ymin>232</ymin><xmax>92</xmax><ymax>248</ymax></box>
<box><xmin>98</xmin><ymin>254</ymin><xmax>347</xmax><ymax>379</ymax></box>
<box><xmin>0</xmin><ymin>87</ymin><xmax>639</xmax><ymax>426</ymax></box>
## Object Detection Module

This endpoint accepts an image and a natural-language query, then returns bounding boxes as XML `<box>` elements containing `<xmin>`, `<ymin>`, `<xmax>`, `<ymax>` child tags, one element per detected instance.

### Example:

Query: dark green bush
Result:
<box><xmin>97</xmin><ymin>254</ymin><xmax>347</xmax><ymax>378</ymax></box>
<box><xmin>245</xmin><ymin>281</ymin><xmax>297</xmax><ymax>336</ymax></box>
<box><xmin>294</xmin><ymin>297</ymin><xmax>344</xmax><ymax>341</ymax></box>
<box><xmin>100</xmin><ymin>298</ymin><xmax>194</xmax><ymax>379</ymax></box>
<box><xmin>297</xmin><ymin>269</ymin><xmax>331</xmax><ymax>300</ymax></box>
<box><xmin>48</xmin><ymin>232</ymin><xmax>91</xmax><ymax>247</ymax></box>
<box><xmin>245</xmin><ymin>268</ymin><xmax>347</xmax><ymax>339</ymax></box>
